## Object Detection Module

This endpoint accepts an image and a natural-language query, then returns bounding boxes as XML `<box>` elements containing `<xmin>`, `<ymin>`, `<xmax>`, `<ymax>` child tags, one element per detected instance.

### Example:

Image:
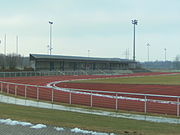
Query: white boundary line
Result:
<box><xmin>46</xmin><ymin>76</ymin><xmax>180</xmax><ymax>105</ymax></box>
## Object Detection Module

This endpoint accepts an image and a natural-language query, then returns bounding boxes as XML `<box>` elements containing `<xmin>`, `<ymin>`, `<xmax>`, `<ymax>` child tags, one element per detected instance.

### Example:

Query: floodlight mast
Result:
<box><xmin>4</xmin><ymin>34</ymin><xmax>6</xmax><ymax>55</ymax></box>
<box><xmin>147</xmin><ymin>43</ymin><xmax>150</xmax><ymax>62</ymax></box>
<box><xmin>49</xmin><ymin>21</ymin><xmax>53</xmax><ymax>55</ymax></box>
<box><xmin>16</xmin><ymin>36</ymin><xmax>18</xmax><ymax>54</ymax></box>
<box><xmin>88</xmin><ymin>50</ymin><xmax>90</xmax><ymax>57</ymax></box>
<box><xmin>132</xmin><ymin>19</ymin><xmax>138</xmax><ymax>61</ymax></box>
<box><xmin>164</xmin><ymin>48</ymin><xmax>167</xmax><ymax>61</ymax></box>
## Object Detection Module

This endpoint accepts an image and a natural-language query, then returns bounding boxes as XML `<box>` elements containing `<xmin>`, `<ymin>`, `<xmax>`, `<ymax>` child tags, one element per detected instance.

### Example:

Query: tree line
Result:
<box><xmin>0</xmin><ymin>53</ymin><xmax>31</xmax><ymax>71</ymax></box>
<box><xmin>141</xmin><ymin>55</ymin><xmax>180</xmax><ymax>70</ymax></box>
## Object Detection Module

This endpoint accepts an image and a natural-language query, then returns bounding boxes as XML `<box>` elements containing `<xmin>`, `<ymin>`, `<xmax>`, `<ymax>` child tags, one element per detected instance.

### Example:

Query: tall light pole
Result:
<box><xmin>132</xmin><ymin>19</ymin><xmax>138</xmax><ymax>61</ymax></box>
<box><xmin>88</xmin><ymin>50</ymin><xmax>90</xmax><ymax>57</ymax></box>
<box><xmin>4</xmin><ymin>34</ymin><xmax>6</xmax><ymax>55</ymax></box>
<box><xmin>0</xmin><ymin>40</ymin><xmax>1</xmax><ymax>53</ymax></box>
<box><xmin>16</xmin><ymin>36</ymin><xmax>18</xmax><ymax>54</ymax></box>
<box><xmin>147</xmin><ymin>43</ymin><xmax>150</xmax><ymax>62</ymax></box>
<box><xmin>49</xmin><ymin>21</ymin><xmax>53</xmax><ymax>55</ymax></box>
<box><xmin>125</xmin><ymin>48</ymin><xmax>129</xmax><ymax>59</ymax></box>
<box><xmin>164</xmin><ymin>48</ymin><xmax>167</xmax><ymax>61</ymax></box>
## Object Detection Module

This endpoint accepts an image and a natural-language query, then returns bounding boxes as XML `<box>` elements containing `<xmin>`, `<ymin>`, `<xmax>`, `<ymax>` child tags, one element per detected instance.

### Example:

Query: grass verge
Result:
<box><xmin>1</xmin><ymin>102</ymin><xmax>180</xmax><ymax>135</ymax></box>
<box><xmin>71</xmin><ymin>74</ymin><xmax>180</xmax><ymax>85</ymax></box>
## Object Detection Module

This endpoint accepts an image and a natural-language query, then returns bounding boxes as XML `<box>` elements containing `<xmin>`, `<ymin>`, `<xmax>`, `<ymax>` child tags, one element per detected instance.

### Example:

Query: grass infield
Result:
<box><xmin>1</xmin><ymin>102</ymin><xmax>180</xmax><ymax>135</ymax></box>
<box><xmin>71</xmin><ymin>74</ymin><xmax>180</xmax><ymax>85</ymax></box>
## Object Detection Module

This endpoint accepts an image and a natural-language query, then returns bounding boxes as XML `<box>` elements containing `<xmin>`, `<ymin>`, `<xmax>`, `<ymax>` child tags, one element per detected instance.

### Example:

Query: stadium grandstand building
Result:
<box><xmin>30</xmin><ymin>54</ymin><xmax>138</xmax><ymax>71</ymax></box>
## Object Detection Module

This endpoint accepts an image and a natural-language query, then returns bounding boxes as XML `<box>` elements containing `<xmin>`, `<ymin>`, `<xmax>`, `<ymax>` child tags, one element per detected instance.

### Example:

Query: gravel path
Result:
<box><xmin>0</xmin><ymin>124</ymin><xmax>90</xmax><ymax>135</ymax></box>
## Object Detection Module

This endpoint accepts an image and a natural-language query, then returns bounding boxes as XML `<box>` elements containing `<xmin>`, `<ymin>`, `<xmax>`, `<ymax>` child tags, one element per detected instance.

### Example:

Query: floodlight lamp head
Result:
<box><xmin>132</xmin><ymin>19</ymin><xmax>138</xmax><ymax>25</ymax></box>
<box><xmin>49</xmin><ymin>21</ymin><xmax>53</xmax><ymax>24</ymax></box>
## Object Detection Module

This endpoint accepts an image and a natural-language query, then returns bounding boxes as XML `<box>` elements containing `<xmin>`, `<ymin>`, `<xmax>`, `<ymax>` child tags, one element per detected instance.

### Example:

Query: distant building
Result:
<box><xmin>30</xmin><ymin>54</ymin><xmax>138</xmax><ymax>71</ymax></box>
<box><xmin>141</xmin><ymin>61</ymin><xmax>174</xmax><ymax>69</ymax></box>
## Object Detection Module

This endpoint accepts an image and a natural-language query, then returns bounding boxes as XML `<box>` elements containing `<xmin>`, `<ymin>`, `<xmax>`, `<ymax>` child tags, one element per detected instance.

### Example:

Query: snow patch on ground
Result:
<box><xmin>30</xmin><ymin>124</ymin><xmax>47</xmax><ymax>129</ymax></box>
<box><xmin>70</xmin><ymin>128</ymin><xmax>116</xmax><ymax>135</ymax></box>
<box><xmin>54</xmin><ymin>127</ymin><xmax>64</xmax><ymax>131</ymax></box>
<box><xmin>0</xmin><ymin>119</ymin><xmax>32</xmax><ymax>126</ymax></box>
<box><xmin>0</xmin><ymin>118</ymin><xmax>46</xmax><ymax>129</ymax></box>
<box><xmin>0</xmin><ymin>118</ymin><xmax>116</xmax><ymax>134</ymax></box>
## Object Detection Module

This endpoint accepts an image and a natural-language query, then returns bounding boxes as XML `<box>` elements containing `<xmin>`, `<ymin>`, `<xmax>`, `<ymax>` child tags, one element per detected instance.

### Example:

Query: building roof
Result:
<box><xmin>30</xmin><ymin>54</ymin><xmax>134</xmax><ymax>63</ymax></box>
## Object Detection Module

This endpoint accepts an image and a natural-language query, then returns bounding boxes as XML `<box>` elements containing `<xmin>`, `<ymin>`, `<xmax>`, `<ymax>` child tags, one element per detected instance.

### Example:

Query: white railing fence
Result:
<box><xmin>0</xmin><ymin>81</ymin><xmax>179</xmax><ymax>116</ymax></box>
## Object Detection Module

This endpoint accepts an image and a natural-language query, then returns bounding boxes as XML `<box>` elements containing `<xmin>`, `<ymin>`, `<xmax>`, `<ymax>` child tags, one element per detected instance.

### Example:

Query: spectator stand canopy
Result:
<box><xmin>30</xmin><ymin>54</ymin><xmax>138</xmax><ymax>71</ymax></box>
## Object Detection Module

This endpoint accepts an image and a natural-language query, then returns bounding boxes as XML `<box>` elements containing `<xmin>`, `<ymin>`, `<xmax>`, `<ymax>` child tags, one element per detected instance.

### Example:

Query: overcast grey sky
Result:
<box><xmin>0</xmin><ymin>0</ymin><xmax>180</xmax><ymax>61</ymax></box>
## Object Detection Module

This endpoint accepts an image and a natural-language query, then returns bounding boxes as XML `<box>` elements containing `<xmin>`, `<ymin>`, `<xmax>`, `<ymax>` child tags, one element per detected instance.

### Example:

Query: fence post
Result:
<box><xmin>6</xmin><ymin>83</ymin><xmax>9</xmax><ymax>102</ymax></box>
<box><xmin>25</xmin><ymin>85</ymin><xmax>27</xmax><ymax>99</ymax></box>
<box><xmin>144</xmin><ymin>95</ymin><xmax>147</xmax><ymax>114</ymax></box>
<box><xmin>69</xmin><ymin>89</ymin><xmax>72</xmax><ymax>104</ymax></box>
<box><xmin>37</xmin><ymin>87</ymin><xmax>39</xmax><ymax>101</ymax></box>
<box><xmin>15</xmin><ymin>85</ymin><xmax>17</xmax><ymax>97</ymax></box>
<box><xmin>1</xmin><ymin>82</ymin><xmax>2</xmax><ymax>93</ymax></box>
<box><xmin>0</xmin><ymin>82</ymin><xmax>2</xmax><ymax>100</ymax></box>
<box><xmin>116</xmin><ymin>93</ymin><xmax>118</xmax><ymax>111</ymax></box>
<box><xmin>15</xmin><ymin>85</ymin><xmax>17</xmax><ymax>104</ymax></box>
<box><xmin>51</xmin><ymin>88</ymin><xmax>54</xmax><ymax>103</ymax></box>
<box><xmin>90</xmin><ymin>91</ymin><xmax>93</xmax><ymax>107</ymax></box>
<box><xmin>25</xmin><ymin>86</ymin><xmax>27</xmax><ymax>105</ymax></box>
<box><xmin>7</xmin><ymin>84</ymin><xmax>9</xmax><ymax>94</ymax></box>
<box><xmin>177</xmin><ymin>97</ymin><xmax>179</xmax><ymax>117</ymax></box>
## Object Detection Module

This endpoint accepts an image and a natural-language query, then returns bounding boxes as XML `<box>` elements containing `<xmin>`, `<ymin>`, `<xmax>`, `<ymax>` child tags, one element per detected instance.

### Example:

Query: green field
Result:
<box><xmin>1</xmin><ymin>74</ymin><xmax>180</xmax><ymax>135</ymax></box>
<box><xmin>1</xmin><ymin>102</ymin><xmax>180</xmax><ymax>135</ymax></box>
<box><xmin>72</xmin><ymin>74</ymin><xmax>180</xmax><ymax>85</ymax></box>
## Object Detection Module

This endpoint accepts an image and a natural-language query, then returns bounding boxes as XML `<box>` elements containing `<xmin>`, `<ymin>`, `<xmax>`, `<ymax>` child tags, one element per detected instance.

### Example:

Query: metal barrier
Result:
<box><xmin>0</xmin><ymin>70</ymin><xmax>133</xmax><ymax>78</ymax></box>
<box><xmin>0</xmin><ymin>80</ymin><xmax>179</xmax><ymax>116</ymax></box>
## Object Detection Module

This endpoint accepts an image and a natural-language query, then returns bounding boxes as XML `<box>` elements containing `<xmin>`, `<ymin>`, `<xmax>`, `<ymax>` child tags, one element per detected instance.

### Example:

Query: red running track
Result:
<box><xmin>0</xmin><ymin>72</ymin><xmax>174</xmax><ymax>86</ymax></box>
<box><xmin>0</xmin><ymin>72</ymin><xmax>180</xmax><ymax>116</ymax></box>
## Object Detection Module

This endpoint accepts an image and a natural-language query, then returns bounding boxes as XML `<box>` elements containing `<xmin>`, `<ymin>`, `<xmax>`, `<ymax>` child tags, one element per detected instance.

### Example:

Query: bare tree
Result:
<box><xmin>0</xmin><ymin>53</ymin><xmax>30</xmax><ymax>71</ymax></box>
<box><xmin>173</xmin><ymin>55</ymin><xmax>180</xmax><ymax>69</ymax></box>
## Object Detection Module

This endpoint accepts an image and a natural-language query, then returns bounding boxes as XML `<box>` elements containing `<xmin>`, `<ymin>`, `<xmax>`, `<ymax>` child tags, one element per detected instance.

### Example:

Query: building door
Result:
<box><xmin>50</xmin><ymin>62</ymin><xmax>54</xmax><ymax>71</ymax></box>
<box><xmin>93</xmin><ymin>63</ymin><xmax>96</xmax><ymax>70</ymax></box>
<box><xmin>59</xmin><ymin>61</ymin><xmax>64</xmax><ymax>71</ymax></box>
